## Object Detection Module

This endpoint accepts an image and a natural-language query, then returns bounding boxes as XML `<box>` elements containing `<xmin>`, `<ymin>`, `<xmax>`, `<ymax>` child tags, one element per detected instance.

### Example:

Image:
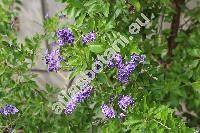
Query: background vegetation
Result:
<box><xmin>0</xmin><ymin>0</ymin><xmax>199</xmax><ymax>132</ymax></box>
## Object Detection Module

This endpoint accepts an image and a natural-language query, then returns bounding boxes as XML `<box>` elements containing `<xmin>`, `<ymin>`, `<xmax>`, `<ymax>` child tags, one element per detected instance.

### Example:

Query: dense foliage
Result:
<box><xmin>0</xmin><ymin>0</ymin><xmax>200</xmax><ymax>132</ymax></box>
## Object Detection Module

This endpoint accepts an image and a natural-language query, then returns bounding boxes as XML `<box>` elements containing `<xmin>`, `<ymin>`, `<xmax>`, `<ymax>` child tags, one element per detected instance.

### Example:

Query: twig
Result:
<box><xmin>152</xmin><ymin>119</ymin><xmax>171</xmax><ymax>130</ymax></box>
<box><xmin>179</xmin><ymin>17</ymin><xmax>192</xmax><ymax>29</ymax></box>
<box><xmin>31</xmin><ymin>69</ymin><xmax>48</xmax><ymax>73</ymax></box>
<box><xmin>66</xmin><ymin>77</ymin><xmax>75</xmax><ymax>89</ymax></box>
<box><xmin>40</xmin><ymin>0</ymin><xmax>51</xmax><ymax>51</ymax></box>
<box><xmin>34</xmin><ymin>88</ymin><xmax>48</xmax><ymax>101</ymax></box>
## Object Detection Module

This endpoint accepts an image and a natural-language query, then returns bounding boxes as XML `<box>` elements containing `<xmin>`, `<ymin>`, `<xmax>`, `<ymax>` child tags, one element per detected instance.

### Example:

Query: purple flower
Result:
<box><xmin>114</xmin><ymin>54</ymin><xmax>123</xmax><ymax>68</ymax></box>
<box><xmin>64</xmin><ymin>101</ymin><xmax>76</xmax><ymax>115</ymax></box>
<box><xmin>82</xmin><ymin>31</ymin><xmax>96</xmax><ymax>45</ymax></box>
<box><xmin>117</xmin><ymin>61</ymin><xmax>137</xmax><ymax>83</ymax></box>
<box><xmin>51</xmin><ymin>41</ymin><xmax>57</xmax><ymax>46</ymax></box>
<box><xmin>58</xmin><ymin>39</ymin><xmax>65</xmax><ymax>46</ymax></box>
<box><xmin>0</xmin><ymin>104</ymin><xmax>19</xmax><ymax>116</ymax></box>
<box><xmin>131</xmin><ymin>54</ymin><xmax>146</xmax><ymax>63</ymax></box>
<box><xmin>63</xmin><ymin>85</ymin><xmax>93</xmax><ymax>115</ymax></box>
<box><xmin>107</xmin><ymin>60</ymin><xmax>115</xmax><ymax>68</ymax></box>
<box><xmin>56</xmin><ymin>28</ymin><xmax>75</xmax><ymax>46</ymax></box>
<box><xmin>118</xmin><ymin>95</ymin><xmax>134</xmax><ymax>111</ymax></box>
<box><xmin>88</xmin><ymin>32</ymin><xmax>96</xmax><ymax>41</ymax></box>
<box><xmin>140</xmin><ymin>55</ymin><xmax>146</xmax><ymax>63</ymax></box>
<box><xmin>101</xmin><ymin>104</ymin><xmax>115</xmax><ymax>118</ymax></box>
<box><xmin>45</xmin><ymin>49</ymin><xmax>62</xmax><ymax>72</ymax></box>
<box><xmin>82</xmin><ymin>36</ymin><xmax>90</xmax><ymax>44</ymax></box>
<box><xmin>108</xmin><ymin>54</ymin><xmax>146</xmax><ymax>83</ymax></box>
<box><xmin>72</xmin><ymin>85</ymin><xmax>93</xmax><ymax>103</ymax></box>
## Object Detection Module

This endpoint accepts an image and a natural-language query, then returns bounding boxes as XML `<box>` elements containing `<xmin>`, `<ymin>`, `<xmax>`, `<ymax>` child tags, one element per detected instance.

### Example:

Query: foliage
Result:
<box><xmin>0</xmin><ymin>0</ymin><xmax>53</xmax><ymax>132</ymax></box>
<box><xmin>45</xmin><ymin>0</ymin><xmax>199</xmax><ymax>132</ymax></box>
<box><xmin>0</xmin><ymin>0</ymin><xmax>200</xmax><ymax>132</ymax></box>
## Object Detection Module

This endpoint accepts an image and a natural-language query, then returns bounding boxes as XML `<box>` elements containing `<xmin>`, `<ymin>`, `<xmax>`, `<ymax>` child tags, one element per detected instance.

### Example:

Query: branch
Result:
<box><xmin>167</xmin><ymin>0</ymin><xmax>185</xmax><ymax>62</ymax></box>
<box><xmin>179</xmin><ymin>17</ymin><xmax>192</xmax><ymax>29</ymax></box>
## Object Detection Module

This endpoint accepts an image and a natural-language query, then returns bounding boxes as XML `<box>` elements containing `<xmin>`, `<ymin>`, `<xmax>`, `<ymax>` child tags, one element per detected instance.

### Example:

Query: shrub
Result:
<box><xmin>0</xmin><ymin>0</ymin><xmax>199</xmax><ymax>132</ymax></box>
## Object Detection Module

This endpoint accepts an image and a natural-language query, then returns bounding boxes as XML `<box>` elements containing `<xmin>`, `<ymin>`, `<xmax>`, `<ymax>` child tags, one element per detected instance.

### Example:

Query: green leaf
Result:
<box><xmin>129</xmin><ymin>42</ymin><xmax>141</xmax><ymax>54</ymax></box>
<box><xmin>187</xmin><ymin>48</ymin><xmax>200</xmax><ymax>57</ymax></box>
<box><xmin>129</xmin><ymin>0</ymin><xmax>138</xmax><ymax>5</ymax></box>
<box><xmin>0</xmin><ymin>67</ymin><xmax>5</xmax><ymax>76</ymax></box>
<box><xmin>76</xmin><ymin>13</ymin><xmax>86</xmax><ymax>27</ymax></box>
<box><xmin>84</xmin><ymin>1</ymin><xmax>97</xmax><ymax>7</ymax></box>
<box><xmin>103</xmin><ymin>2</ymin><xmax>110</xmax><ymax>17</ymax></box>
<box><xmin>135</xmin><ymin>2</ymin><xmax>141</xmax><ymax>11</ymax></box>
<box><xmin>129</xmin><ymin>0</ymin><xmax>141</xmax><ymax>11</ymax></box>
<box><xmin>192</xmin><ymin>81</ymin><xmax>200</xmax><ymax>92</ymax></box>
<box><xmin>88</xmin><ymin>45</ymin><xmax>105</xmax><ymax>54</ymax></box>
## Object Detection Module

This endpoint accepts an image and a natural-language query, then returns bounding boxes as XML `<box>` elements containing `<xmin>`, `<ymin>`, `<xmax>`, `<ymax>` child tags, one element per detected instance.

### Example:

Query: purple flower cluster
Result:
<box><xmin>56</xmin><ymin>28</ymin><xmax>75</xmax><ymax>46</ymax></box>
<box><xmin>108</xmin><ymin>53</ymin><xmax>145</xmax><ymax>83</ymax></box>
<box><xmin>101</xmin><ymin>104</ymin><xmax>115</xmax><ymax>118</ymax></box>
<box><xmin>118</xmin><ymin>95</ymin><xmax>134</xmax><ymax>111</ymax></box>
<box><xmin>72</xmin><ymin>86</ymin><xmax>93</xmax><ymax>103</ymax></box>
<box><xmin>117</xmin><ymin>61</ymin><xmax>137</xmax><ymax>83</ymax></box>
<box><xmin>82</xmin><ymin>32</ymin><xmax>96</xmax><ymax>44</ymax></box>
<box><xmin>64</xmin><ymin>85</ymin><xmax>93</xmax><ymax>115</ymax></box>
<box><xmin>45</xmin><ymin>49</ymin><xmax>62</xmax><ymax>72</ymax></box>
<box><xmin>101</xmin><ymin>95</ymin><xmax>134</xmax><ymax>119</ymax></box>
<box><xmin>46</xmin><ymin>30</ymin><xmax>97</xmax><ymax>72</ymax></box>
<box><xmin>0</xmin><ymin>104</ymin><xmax>19</xmax><ymax>116</ymax></box>
<box><xmin>64</xmin><ymin>101</ymin><xmax>76</xmax><ymax>115</ymax></box>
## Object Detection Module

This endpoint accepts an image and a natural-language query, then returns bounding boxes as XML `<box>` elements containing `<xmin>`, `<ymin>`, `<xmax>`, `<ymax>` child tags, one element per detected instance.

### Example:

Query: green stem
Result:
<box><xmin>152</xmin><ymin>118</ymin><xmax>171</xmax><ymax>130</ymax></box>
